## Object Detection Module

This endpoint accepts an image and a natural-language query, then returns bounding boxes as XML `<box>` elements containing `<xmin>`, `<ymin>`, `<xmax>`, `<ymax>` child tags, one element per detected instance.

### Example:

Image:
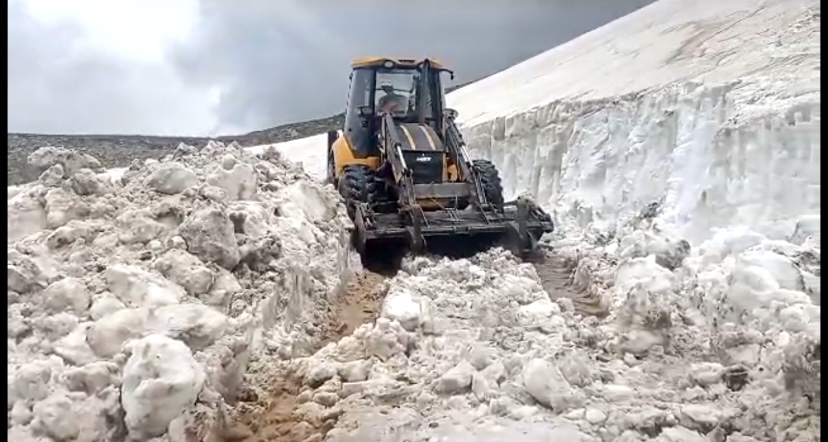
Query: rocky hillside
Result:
<box><xmin>7</xmin><ymin>83</ymin><xmax>470</xmax><ymax>185</ymax></box>
<box><xmin>7</xmin><ymin>114</ymin><xmax>342</xmax><ymax>185</ymax></box>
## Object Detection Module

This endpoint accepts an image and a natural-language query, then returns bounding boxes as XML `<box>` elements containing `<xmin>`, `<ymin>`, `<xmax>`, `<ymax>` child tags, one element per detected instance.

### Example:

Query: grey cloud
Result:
<box><xmin>171</xmin><ymin>0</ymin><xmax>655</xmax><ymax>132</ymax></box>
<box><xmin>8</xmin><ymin>1</ymin><xmax>216</xmax><ymax>135</ymax></box>
<box><xmin>8</xmin><ymin>0</ymin><xmax>654</xmax><ymax>135</ymax></box>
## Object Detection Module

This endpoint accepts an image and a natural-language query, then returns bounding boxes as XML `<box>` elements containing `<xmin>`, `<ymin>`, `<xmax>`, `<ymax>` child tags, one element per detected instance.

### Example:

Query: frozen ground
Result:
<box><xmin>6</xmin><ymin>0</ymin><xmax>820</xmax><ymax>440</ymax></box>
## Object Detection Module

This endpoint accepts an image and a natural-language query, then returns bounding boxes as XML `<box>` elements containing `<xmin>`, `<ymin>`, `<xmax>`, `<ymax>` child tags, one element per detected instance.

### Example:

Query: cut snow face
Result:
<box><xmin>449</xmin><ymin>0</ymin><xmax>820</xmax><ymax>245</ymax></box>
<box><xmin>7</xmin><ymin>142</ymin><xmax>356</xmax><ymax>440</ymax></box>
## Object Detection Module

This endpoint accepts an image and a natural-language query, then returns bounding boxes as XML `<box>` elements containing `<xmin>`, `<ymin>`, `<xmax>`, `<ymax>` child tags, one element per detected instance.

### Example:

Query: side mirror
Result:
<box><xmin>445</xmin><ymin>108</ymin><xmax>459</xmax><ymax>120</ymax></box>
<box><xmin>447</xmin><ymin>70</ymin><xmax>455</xmax><ymax>81</ymax></box>
<box><xmin>357</xmin><ymin>105</ymin><xmax>374</xmax><ymax>117</ymax></box>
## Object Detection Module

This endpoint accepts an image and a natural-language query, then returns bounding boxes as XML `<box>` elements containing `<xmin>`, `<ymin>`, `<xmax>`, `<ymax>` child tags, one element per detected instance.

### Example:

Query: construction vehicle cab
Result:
<box><xmin>329</xmin><ymin>57</ymin><xmax>455</xmax><ymax>185</ymax></box>
<box><xmin>326</xmin><ymin>56</ymin><xmax>553</xmax><ymax>267</ymax></box>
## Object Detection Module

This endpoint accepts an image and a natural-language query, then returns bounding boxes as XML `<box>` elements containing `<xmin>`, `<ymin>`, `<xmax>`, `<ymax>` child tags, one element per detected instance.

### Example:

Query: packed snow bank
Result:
<box><xmin>248</xmin><ymin>133</ymin><xmax>328</xmax><ymax>181</ymax></box>
<box><xmin>249</xmin><ymin>223</ymin><xmax>820</xmax><ymax>441</ymax></box>
<box><xmin>449</xmin><ymin>0</ymin><xmax>820</xmax><ymax>244</ymax></box>
<box><xmin>7</xmin><ymin>143</ymin><xmax>355</xmax><ymax>440</ymax></box>
<box><xmin>76</xmin><ymin>133</ymin><xmax>329</xmax><ymax>190</ymax></box>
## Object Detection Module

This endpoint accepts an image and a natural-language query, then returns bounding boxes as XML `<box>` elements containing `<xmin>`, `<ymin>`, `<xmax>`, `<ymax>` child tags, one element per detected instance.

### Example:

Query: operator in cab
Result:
<box><xmin>376</xmin><ymin>81</ymin><xmax>409</xmax><ymax>114</ymax></box>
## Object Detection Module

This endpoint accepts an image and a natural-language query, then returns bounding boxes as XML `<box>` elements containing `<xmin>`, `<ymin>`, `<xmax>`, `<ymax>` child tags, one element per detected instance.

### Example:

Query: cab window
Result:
<box><xmin>375</xmin><ymin>69</ymin><xmax>419</xmax><ymax>116</ymax></box>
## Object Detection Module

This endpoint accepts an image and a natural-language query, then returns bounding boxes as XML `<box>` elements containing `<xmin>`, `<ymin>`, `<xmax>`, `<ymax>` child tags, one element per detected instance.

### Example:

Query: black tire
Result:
<box><xmin>338</xmin><ymin>165</ymin><xmax>371</xmax><ymax>218</ymax></box>
<box><xmin>472</xmin><ymin>159</ymin><xmax>505</xmax><ymax>212</ymax></box>
<box><xmin>338</xmin><ymin>165</ymin><xmax>394</xmax><ymax>217</ymax></box>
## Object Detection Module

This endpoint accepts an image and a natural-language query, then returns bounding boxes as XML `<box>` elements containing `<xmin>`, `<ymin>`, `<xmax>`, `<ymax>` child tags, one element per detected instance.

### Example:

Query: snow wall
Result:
<box><xmin>449</xmin><ymin>0</ymin><xmax>820</xmax><ymax>245</ymax></box>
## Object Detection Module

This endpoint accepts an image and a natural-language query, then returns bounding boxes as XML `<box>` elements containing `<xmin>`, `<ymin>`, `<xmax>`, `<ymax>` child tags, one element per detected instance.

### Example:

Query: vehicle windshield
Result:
<box><xmin>375</xmin><ymin>69</ymin><xmax>419</xmax><ymax>116</ymax></box>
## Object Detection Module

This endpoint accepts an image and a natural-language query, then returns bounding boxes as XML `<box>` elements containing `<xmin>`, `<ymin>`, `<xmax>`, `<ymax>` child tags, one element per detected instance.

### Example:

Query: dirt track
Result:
<box><xmin>533</xmin><ymin>252</ymin><xmax>610</xmax><ymax>318</ymax></box>
<box><xmin>225</xmin><ymin>271</ymin><xmax>386</xmax><ymax>442</ymax></box>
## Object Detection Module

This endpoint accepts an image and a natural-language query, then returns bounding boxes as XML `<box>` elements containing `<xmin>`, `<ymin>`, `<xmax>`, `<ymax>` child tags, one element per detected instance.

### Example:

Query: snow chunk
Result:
<box><xmin>70</xmin><ymin>168</ymin><xmax>108</xmax><ymax>196</ymax></box>
<box><xmin>8</xmin><ymin>191</ymin><xmax>47</xmax><ymax>242</ymax></box>
<box><xmin>278</xmin><ymin>181</ymin><xmax>338</xmax><ymax>223</ymax></box>
<box><xmin>435</xmin><ymin>361</ymin><xmax>475</xmax><ymax>395</ymax></box>
<box><xmin>115</xmin><ymin>210</ymin><xmax>167</xmax><ymax>245</ymax></box>
<box><xmin>736</xmin><ymin>250</ymin><xmax>805</xmax><ymax>292</ymax></box>
<box><xmin>27</xmin><ymin>146</ymin><xmax>102</xmax><ymax>178</ymax></box>
<box><xmin>152</xmin><ymin>249</ymin><xmax>215</xmax><ymax>297</ymax></box>
<box><xmin>178</xmin><ymin>207</ymin><xmax>241</xmax><ymax>270</ymax></box>
<box><xmin>381</xmin><ymin>287</ymin><xmax>423</xmax><ymax>332</ymax></box>
<box><xmin>44</xmin><ymin>188</ymin><xmax>89</xmax><ymax>229</ymax></box>
<box><xmin>89</xmin><ymin>294</ymin><xmax>127</xmax><ymax>320</ymax></box>
<box><xmin>121</xmin><ymin>334</ymin><xmax>206</xmax><ymax>440</ymax></box>
<box><xmin>521</xmin><ymin>358</ymin><xmax>584</xmax><ymax>411</ymax></box>
<box><xmin>206</xmin><ymin>159</ymin><xmax>258</xmax><ymax>201</ymax></box>
<box><xmin>145</xmin><ymin>162</ymin><xmax>199</xmax><ymax>195</ymax></box>
<box><xmin>41</xmin><ymin>277</ymin><xmax>90</xmax><ymax>316</ymax></box>
<box><xmin>86</xmin><ymin>308</ymin><xmax>149</xmax><ymax>358</ymax></box>
<box><xmin>146</xmin><ymin>304</ymin><xmax>231</xmax><ymax>351</ymax></box>
<box><xmin>619</xmin><ymin>230</ymin><xmax>691</xmax><ymax>270</ymax></box>
<box><xmin>31</xmin><ymin>392</ymin><xmax>80</xmax><ymax>440</ymax></box>
<box><xmin>304</xmin><ymin>363</ymin><xmax>338</xmax><ymax>388</ymax></box>
<box><xmin>105</xmin><ymin>264</ymin><xmax>184</xmax><ymax>308</ymax></box>
<box><xmin>10</xmin><ymin>359</ymin><xmax>56</xmax><ymax>404</ymax></box>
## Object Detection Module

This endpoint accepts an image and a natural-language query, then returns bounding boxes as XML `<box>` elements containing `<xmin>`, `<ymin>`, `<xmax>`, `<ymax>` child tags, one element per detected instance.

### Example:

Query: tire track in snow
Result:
<box><xmin>227</xmin><ymin>270</ymin><xmax>387</xmax><ymax>442</ymax></box>
<box><xmin>532</xmin><ymin>251</ymin><xmax>611</xmax><ymax>318</ymax></box>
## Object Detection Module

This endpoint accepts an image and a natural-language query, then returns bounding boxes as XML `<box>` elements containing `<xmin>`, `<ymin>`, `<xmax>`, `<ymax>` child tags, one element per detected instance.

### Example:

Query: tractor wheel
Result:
<box><xmin>472</xmin><ymin>159</ymin><xmax>505</xmax><ymax>212</ymax></box>
<box><xmin>338</xmin><ymin>165</ymin><xmax>371</xmax><ymax>219</ymax></box>
<box><xmin>338</xmin><ymin>165</ymin><xmax>393</xmax><ymax>218</ymax></box>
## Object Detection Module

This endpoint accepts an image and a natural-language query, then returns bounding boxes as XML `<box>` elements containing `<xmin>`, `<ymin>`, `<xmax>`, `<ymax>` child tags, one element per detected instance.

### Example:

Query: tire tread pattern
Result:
<box><xmin>472</xmin><ymin>159</ymin><xmax>505</xmax><ymax>212</ymax></box>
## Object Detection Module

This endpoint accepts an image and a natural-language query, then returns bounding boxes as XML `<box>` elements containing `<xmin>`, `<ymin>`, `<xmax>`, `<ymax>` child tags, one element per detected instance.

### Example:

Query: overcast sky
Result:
<box><xmin>8</xmin><ymin>0</ymin><xmax>654</xmax><ymax>136</ymax></box>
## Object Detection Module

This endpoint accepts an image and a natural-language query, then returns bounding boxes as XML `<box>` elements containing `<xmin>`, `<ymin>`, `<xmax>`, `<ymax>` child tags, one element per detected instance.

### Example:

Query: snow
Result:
<box><xmin>248</xmin><ymin>133</ymin><xmax>328</xmax><ymax>181</ymax></box>
<box><xmin>449</xmin><ymin>0</ymin><xmax>819</xmax><ymax>127</ymax></box>
<box><xmin>293</xmin><ymin>240</ymin><xmax>819</xmax><ymax>441</ymax></box>
<box><xmin>451</xmin><ymin>0</ymin><xmax>820</xmax><ymax>244</ymax></box>
<box><xmin>90</xmin><ymin>133</ymin><xmax>329</xmax><ymax>188</ymax></box>
<box><xmin>7</xmin><ymin>142</ymin><xmax>356</xmax><ymax>440</ymax></box>
<box><xmin>6</xmin><ymin>0</ymin><xmax>821</xmax><ymax>440</ymax></box>
<box><xmin>120</xmin><ymin>334</ymin><xmax>206</xmax><ymax>439</ymax></box>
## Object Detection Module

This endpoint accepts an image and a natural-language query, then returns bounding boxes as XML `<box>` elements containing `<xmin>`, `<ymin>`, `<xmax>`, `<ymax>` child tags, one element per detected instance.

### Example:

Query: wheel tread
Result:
<box><xmin>472</xmin><ymin>159</ymin><xmax>505</xmax><ymax>211</ymax></box>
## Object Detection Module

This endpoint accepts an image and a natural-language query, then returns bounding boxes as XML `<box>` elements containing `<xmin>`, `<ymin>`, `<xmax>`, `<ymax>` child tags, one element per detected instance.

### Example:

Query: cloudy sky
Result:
<box><xmin>9</xmin><ymin>0</ymin><xmax>654</xmax><ymax>136</ymax></box>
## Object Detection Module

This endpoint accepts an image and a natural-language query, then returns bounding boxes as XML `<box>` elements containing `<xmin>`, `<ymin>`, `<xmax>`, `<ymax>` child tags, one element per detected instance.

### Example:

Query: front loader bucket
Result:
<box><xmin>351</xmin><ymin>198</ymin><xmax>554</xmax><ymax>270</ymax></box>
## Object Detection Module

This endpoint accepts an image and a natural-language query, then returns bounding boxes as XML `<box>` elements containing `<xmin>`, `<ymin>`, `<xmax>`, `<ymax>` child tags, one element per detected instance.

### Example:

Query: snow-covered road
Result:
<box><xmin>6</xmin><ymin>0</ymin><xmax>820</xmax><ymax>440</ymax></box>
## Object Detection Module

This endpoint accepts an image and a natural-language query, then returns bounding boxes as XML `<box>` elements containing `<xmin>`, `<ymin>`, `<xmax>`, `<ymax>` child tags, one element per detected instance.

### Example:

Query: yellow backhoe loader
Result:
<box><xmin>326</xmin><ymin>57</ymin><xmax>553</xmax><ymax>267</ymax></box>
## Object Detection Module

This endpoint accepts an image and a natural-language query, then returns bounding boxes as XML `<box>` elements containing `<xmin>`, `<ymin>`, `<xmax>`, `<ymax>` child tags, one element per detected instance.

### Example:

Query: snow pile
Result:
<box><xmin>264</xmin><ymin>217</ymin><xmax>819</xmax><ymax>441</ymax></box>
<box><xmin>7</xmin><ymin>142</ymin><xmax>354</xmax><ymax>441</ymax></box>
